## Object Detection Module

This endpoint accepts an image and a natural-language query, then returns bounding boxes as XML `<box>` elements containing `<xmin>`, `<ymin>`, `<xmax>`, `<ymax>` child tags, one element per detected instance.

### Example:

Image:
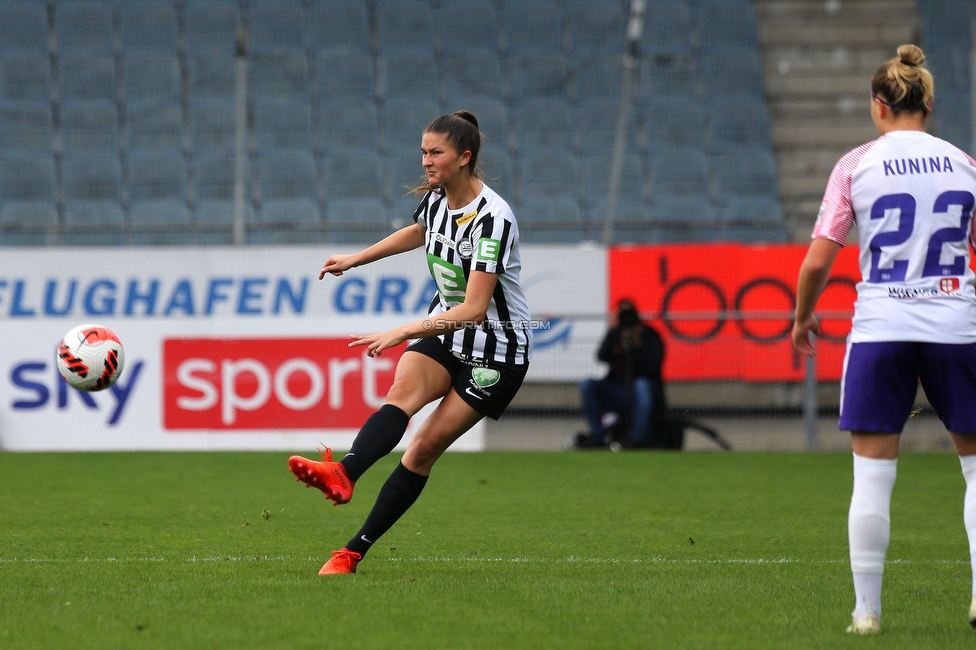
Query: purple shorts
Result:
<box><xmin>840</xmin><ymin>341</ymin><xmax>976</xmax><ymax>433</ymax></box>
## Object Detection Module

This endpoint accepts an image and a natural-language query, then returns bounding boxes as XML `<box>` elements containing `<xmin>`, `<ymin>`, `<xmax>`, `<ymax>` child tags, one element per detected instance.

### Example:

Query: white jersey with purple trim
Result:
<box><xmin>814</xmin><ymin>130</ymin><xmax>976</xmax><ymax>343</ymax></box>
<box><xmin>413</xmin><ymin>183</ymin><xmax>532</xmax><ymax>364</ymax></box>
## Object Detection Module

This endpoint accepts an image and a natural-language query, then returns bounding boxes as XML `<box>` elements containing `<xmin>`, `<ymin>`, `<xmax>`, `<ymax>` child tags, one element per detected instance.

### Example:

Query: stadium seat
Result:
<box><xmin>120</xmin><ymin>1</ymin><xmax>179</xmax><ymax>53</ymax></box>
<box><xmin>374</xmin><ymin>0</ymin><xmax>435</xmax><ymax>55</ymax></box>
<box><xmin>62</xmin><ymin>156</ymin><xmax>122</xmax><ymax>203</ymax></box>
<box><xmin>247</xmin><ymin>0</ymin><xmax>305</xmax><ymax>53</ymax></box>
<box><xmin>578</xmin><ymin>152</ymin><xmax>646</xmax><ymax>207</ymax></box>
<box><xmin>190</xmin><ymin>98</ymin><xmax>237</xmax><ymax>154</ymax></box>
<box><xmin>640</xmin><ymin>51</ymin><xmax>697</xmax><ymax>98</ymax></box>
<box><xmin>442</xmin><ymin>53</ymin><xmax>505</xmax><ymax>100</ymax></box>
<box><xmin>123</xmin><ymin>54</ymin><xmax>181</xmax><ymax>107</ymax></box>
<box><xmin>256</xmin><ymin>150</ymin><xmax>318</xmax><ymax>207</ymax></box>
<box><xmin>317</xmin><ymin>99</ymin><xmax>379</xmax><ymax>153</ymax></box>
<box><xmin>193</xmin><ymin>155</ymin><xmax>251</xmax><ymax>224</ymax></box>
<box><xmin>0</xmin><ymin>4</ymin><xmax>48</xmax><ymax>55</ymax></box>
<box><xmin>323</xmin><ymin>153</ymin><xmax>382</xmax><ymax>200</ymax></box>
<box><xmin>696</xmin><ymin>2</ymin><xmax>760</xmax><ymax>54</ymax></box>
<box><xmin>514</xmin><ymin>98</ymin><xmax>573</xmax><ymax>152</ymax></box>
<box><xmin>56</xmin><ymin>1</ymin><xmax>114</xmax><ymax>55</ymax></box>
<box><xmin>254</xmin><ymin>98</ymin><xmax>313</xmax><ymax>151</ymax></box>
<box><xmin>643</xmin><ymin>2</ymin><xmax>692</xmax><ymax>54</ymax></box>
<box><xmin>185</xmin><ymin>0</ymin><xmax>240</xmax><ymax>53</ymax></box>
<box><xmin>0</xmin><ymin>56</ymin><xmax>52</xmax><ymax>103</ymax></box>
<box><xmin>0</xmin><ymin>157</ymin><xmax>56</xmax><ymax>203</ymax></box>
<box><xmin>480</xmin><ymin>148</ymin><xmax>516</xmax><ymax>199</ymax></box>
<box><xmin>502</xmin><ymin>1</ymin><xmax>563</xmax><ymax>55</ymax></box>
<box><xmin>572</xmin><ymin>52</ymin><xmax>631</xmax><ymax>102</ymax></box>
<box><xmin>647</xmin><ymin>196</ymin><xmax>717</xmax><ymax>224</ymax></box>
<box><xmin>384</xmin><ymin>151</ymin><xmax>424</xmax><ymax>205</ymax></box>
<box><xmin>706</xmin><ymin>98</ymin><xmax>772</xmax><ymax>149</ymax></box>
<box><xmin>188</xmin><ymin>52</ymin><xmax>237</xmax><ymax>99</ymax></box>
<box><xmin>386</xmin><ymin>191</ymin><xmax>422</xmax><ymax>230</ymax></box>
<box><xmin>517</xmin><ymin>197</ymin><xmax>586</xmax><ymax>244</ymax></box>
<box><xmin>60</xmin><ymin>101</ymin><xmax>119</xmax><ymax>156</ymax></box>
<box><xmin>259</xmin><ymin>197</ymin><xmax>320</xmax><ymax>225</ymax></box>
<box><xmin>717</xmin><ymin>195</ymin><xmax>785</xmax><ymax>223</ymax></box>
<box><xmin>650</xmin><ymin>147</ymin><xmax>709</xmax><ymax>198</ymax></box>
<box><xmin>248</xmin><ymin>226</ymin><xmax>322</xmax><ymax>245</ymax></box>
<box><xmin>565</xmin><ymin>0</ymin><xmax>625</xmax><ymax>54</ymax></box>
<box><xmin>377</xmin><ymin>53</ymin><xmax>439</xmax><ymax>100</ymax></box>
<box><xmin>61</xmin><ymin>224</ymin><xmax>126</xmax><ymax>246</ymax></box>
<box><xmin>325</xmin><ymin>197</ymin><xmax>387</xmax><ymax>226</ymax></box>
<box><xmin>576</xmin><ymin>97</ymin><xmax>620</xmax><ymax>155</ymax></box>
<box><xmin>644</xmin><ymin>96</ymin><xmax>704</xmax><ymax>148</ymax></box>
<box><xmin>309</xmin><ymin>0</ymin><xmax>369</xmax><ymax>54</ymax></box>
<box><xmin>443</xmin><ymin>95</ymin><xmax>509</xmax><ymax>151</ymax></box>
<box><xmin>585</xmin><ymin>198</ymin><xmax>649</xmax><ymax>233</ymax></box>
<box><xmin>128</xmin><ymin>154</ymin><xmax>190</xmax><ymax>223</ymax></box>
<box><xmin>435</xmin><ymin>0</ymin><xmax>498</xmax><ymax>55</ymax></box>
<box><xmin>517</xmin><ymin>153</ymin><xmax>580</xmax><ymax>203</ymax></box>
<box><xmin>510</xmin><ymin>55</ymin><xmax>568</xmax><ymax>102</ymax></box>
<box><xmin>127</xmin><ymin>102</ymin><xmax>184</xmax><ymax>154</ymax></box>
<box><xmin>711</xmin><ymin>151</ymin><xmax>778</xmax><ymax>198</ymax></box>
<box><xmin>316</xmin><ymin>52</ymin><xmax>375</xmax><ymax>104</ymax></box>
<box><xmin>59</xmin><ymin>55</ymin><xmax>116</xmax><ymax>103</ymax></box>
<box><xmin>381</xmin><ymin>97</ymin><xmax>440</xmax><ymax>154</ymax></box>
<box><xmin>700</xmin><ymin>49</ymin><xmax>765</xmax><ymax>98</ymax></box>
<box><xmin>250</xmin><ymin>53</ymin><xmax>309</xmax><ymax>100</ymax></box>
<box><xmin>0</xmin><ymin>102</ymin><xmax>53</xmax><ymax>156</ymax></box>
<box><xmin>0</xmin><ymin>200</ymin><xmax>58</xmax><ymax>229</ymax></box>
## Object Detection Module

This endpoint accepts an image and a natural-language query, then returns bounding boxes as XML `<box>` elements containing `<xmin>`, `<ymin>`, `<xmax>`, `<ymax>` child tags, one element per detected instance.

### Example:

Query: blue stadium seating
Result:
<box><xmin>185</xmin><ymin>0</ymin><xmax>240</xmax><ymax>53</ymax></box>
<box><xmin>310</xmin><ymin>1</ymin><xmax>370</xmax><ymax>54</ymax></box>
<box><xmin>56</xmin><ymin>1</ymin><xmax>114</xmax><ymax>55</ymax></box>
<box><xmin>0</xmin><ymin>0</ymin><xmax>784</xmax><ymax>246</ymax></box>
<box><xmin>917</xmin><ymin>0</ymin><xmax>974</xmax><ymax>153</ymax></box>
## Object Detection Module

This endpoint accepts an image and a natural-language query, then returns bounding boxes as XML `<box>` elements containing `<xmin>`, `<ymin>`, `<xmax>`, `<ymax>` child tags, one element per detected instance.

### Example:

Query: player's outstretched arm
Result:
<box><xmin>350</xmin><ymin>271</ymin><xmax>498</xmax><ymax>357</ymax></box>
<box><xmin>320</xmin><ymin>224</ymin><xmax>426</xmax><ymax>279</ymax></box>
<box><xmin>793</xmin><ymin>237</ymin><xmax>842</xmax><ymax>356</ymax></box>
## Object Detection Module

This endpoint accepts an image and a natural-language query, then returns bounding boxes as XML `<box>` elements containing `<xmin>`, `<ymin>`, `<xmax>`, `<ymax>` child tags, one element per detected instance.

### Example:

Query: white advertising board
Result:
<box><xmin>0</xmin><ymin>245</ymin><xmax>606</xmax><ymax>451</ymax></box>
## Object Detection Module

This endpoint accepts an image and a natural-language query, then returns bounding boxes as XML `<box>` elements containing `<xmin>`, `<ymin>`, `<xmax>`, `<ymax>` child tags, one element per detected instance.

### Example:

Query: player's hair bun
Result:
<box><xmin>454</xmin><ymin>110</ymin><xmax>479</xmax><ymax>129</ymax></box>
<box><xmin>897</xmin><ymin>44</ymin><xmax>925</xmax><ymax>68</ymax></box>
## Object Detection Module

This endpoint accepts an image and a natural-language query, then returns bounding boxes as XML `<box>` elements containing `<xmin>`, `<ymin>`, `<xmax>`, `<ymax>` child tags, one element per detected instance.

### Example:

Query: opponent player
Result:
<box><xmin>792</xmin><ymin>45</ymin><xmax>976</xmax><ymax>634</ymax></box>
<box><xmin>288</xmin><ymin>110</ymin><xmax>532</xmax><ymax>575</ymax></box>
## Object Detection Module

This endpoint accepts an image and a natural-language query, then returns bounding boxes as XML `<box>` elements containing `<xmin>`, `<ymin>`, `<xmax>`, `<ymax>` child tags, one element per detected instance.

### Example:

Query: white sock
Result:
<box><xmin>958</xmin><ymin>454</ymin><xmax>976</xmax><ymax>598</ymax></box>
<box><xmin>849</xmin><ymin>453</ymin><xmax>897</xmax><ymax>619</ymax></box>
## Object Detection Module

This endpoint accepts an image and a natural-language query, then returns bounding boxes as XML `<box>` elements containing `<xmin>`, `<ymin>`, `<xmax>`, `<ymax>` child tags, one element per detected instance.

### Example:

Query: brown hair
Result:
<box><xmin>409</xmin><ymin>110</ymin><xmax>482</xmax><ymax>195</ymax></box>
<box><xmin>870</xmin><ymin>44</ymin><xmax>934</xmax><ymax>117</ymax></box>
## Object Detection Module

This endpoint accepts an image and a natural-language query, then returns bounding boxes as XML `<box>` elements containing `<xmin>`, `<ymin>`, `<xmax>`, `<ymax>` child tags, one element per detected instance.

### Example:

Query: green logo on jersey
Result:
<box><xmin>427</xmin><ymin>254</ymin><xmax>467</xmax><ymax>302</ymax></box>
<box><xmin>472</xmin><ymin>367</ymin><xmax>500</xmax><ymax>388</ymax></box>
<box><xmin>476</xmin><ymin>238</ymin><xmax>501</xmax><ymax>262</ymax></box>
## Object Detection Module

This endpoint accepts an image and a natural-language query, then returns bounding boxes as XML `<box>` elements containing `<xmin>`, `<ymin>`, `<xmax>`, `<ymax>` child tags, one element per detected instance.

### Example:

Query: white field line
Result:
<box><xmin>0</xmin><ymin>556</ymin><xmax>968</xmax><ymax>566</ymax></box>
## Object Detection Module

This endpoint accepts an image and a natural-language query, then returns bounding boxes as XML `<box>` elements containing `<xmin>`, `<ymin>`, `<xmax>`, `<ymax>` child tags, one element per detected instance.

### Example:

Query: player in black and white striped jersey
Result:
<box><xmin>289</xmin><ymin>110</ymin><xmax>532</xmax><ymax>575</ymax></box>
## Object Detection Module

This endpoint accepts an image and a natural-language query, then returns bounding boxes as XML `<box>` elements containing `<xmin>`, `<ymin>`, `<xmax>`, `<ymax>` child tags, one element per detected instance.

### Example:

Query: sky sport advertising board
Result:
<box><xmin>0</xmin><ymin>245</ymin><xmax>606</xmax><ymax>451</ymax></box>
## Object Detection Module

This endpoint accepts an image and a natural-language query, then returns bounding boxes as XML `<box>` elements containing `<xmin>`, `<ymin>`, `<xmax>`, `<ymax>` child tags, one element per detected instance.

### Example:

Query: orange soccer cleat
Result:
<box><xmin>319</xmin><ymin>549</ymin><xmax>362</xmax><ymax>575</ymax></box>
<box><xmin>288</xmin><ymin>447</ymin><xmax>355</xmax><ymax>505</ymax></box>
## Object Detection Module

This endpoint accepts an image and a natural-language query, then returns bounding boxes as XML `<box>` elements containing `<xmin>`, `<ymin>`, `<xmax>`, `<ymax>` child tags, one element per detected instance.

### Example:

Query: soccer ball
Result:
<box><xmin>57</xmin><ymin>323</ymin><xmax>125</xmax><ymax>392</ymax></box>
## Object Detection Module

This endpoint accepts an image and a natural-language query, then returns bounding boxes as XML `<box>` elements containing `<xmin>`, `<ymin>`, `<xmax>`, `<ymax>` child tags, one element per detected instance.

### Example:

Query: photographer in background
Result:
<box><xmin>578</xmin><ymin>299</ymin><xmax>665</xmax><ymax>448</ymax></box>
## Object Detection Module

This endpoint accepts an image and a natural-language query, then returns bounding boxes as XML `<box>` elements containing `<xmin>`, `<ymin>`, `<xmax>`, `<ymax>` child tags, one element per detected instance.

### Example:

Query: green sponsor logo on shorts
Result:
<box><xmin>472</xmin><ymin>367</ymin><xmax>500</xmax><ymax>388</ymax></box>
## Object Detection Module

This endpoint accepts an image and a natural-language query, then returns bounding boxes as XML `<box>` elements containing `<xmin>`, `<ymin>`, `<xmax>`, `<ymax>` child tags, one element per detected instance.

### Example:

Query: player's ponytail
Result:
<box><xmin>409</xmin><ymin>111</ymin><xmax>483</xmax><ymax>195</ymax></box>
<box><xmin>871</xmin><ymin>44</ymin><xmax>934</xmax><ymax>117</ymax></box>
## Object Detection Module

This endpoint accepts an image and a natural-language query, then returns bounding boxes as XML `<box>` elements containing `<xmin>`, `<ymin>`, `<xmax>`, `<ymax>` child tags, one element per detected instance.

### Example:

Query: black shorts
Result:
<box><xmin>406</xmin><ymin>336</ymin><xmax>528</xmax><ymax>420</ymax></box>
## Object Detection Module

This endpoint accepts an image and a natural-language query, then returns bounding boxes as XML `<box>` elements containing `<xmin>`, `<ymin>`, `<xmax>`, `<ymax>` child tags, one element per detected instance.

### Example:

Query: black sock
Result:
<box><xmin>340</xmin><ymin>404</ymin><xmax>410</xmax><ymax>482</ymax></box>
<box><xmin>345</xmin><ymin>462</ymin><xmax>428</xmax><ymax>557</ymax></box>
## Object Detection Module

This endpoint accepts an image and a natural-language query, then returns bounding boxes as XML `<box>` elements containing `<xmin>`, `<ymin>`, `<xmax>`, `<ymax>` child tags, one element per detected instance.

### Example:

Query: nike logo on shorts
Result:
<box><xmin>465</xmin><ymin>387</ymin><xmax>484</xmax><ymax>400</ymax></box>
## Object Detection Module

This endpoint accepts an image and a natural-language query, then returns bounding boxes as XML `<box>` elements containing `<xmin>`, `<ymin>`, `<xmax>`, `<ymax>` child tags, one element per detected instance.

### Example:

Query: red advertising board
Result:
<box><xmin>163</xmin><ymin>337</ymin><xmax>405</xmax><ymax>429</ymax></box>
<box><xmin>609</xmin><ymin>244</ymin><xmax>861</xmax><ymax>382</ymax></box>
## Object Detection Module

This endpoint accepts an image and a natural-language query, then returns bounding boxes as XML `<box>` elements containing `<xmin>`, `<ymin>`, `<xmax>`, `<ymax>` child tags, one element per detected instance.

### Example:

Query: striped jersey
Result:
<box><xmin>413</xmin><ymin>183</ymin><xmax>532</xmax><ymax>364</ymax></box>
<box><xmin>813</xmin><ymin>130</ymin><xmax>976</xmax><ymax>343</ymax></box>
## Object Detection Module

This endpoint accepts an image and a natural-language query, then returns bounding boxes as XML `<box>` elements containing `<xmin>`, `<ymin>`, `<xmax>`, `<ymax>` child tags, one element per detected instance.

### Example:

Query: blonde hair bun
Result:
<box><xmin>897</xmin><ymin>44</ymin><xmax>925</xmax><ymax>68</ymax></box>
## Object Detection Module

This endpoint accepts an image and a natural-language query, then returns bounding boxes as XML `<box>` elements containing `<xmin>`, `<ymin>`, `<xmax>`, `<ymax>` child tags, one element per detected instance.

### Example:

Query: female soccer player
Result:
<box><xmin>792</xmin><ymin>45</ymin><xmax>976</xmax><ymax>634</ymax></box>
<box><xmin>288</xmin><ymin>110</ymin><xmax>532</xmax><ymax>575</ymax></box>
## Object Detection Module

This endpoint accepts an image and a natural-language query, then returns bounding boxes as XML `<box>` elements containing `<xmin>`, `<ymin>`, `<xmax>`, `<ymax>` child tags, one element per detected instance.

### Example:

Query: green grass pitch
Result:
<box><xmin>1</xmin><ymin>450</ymin><xmax>975</xmax><ymax>649</ymax></box>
